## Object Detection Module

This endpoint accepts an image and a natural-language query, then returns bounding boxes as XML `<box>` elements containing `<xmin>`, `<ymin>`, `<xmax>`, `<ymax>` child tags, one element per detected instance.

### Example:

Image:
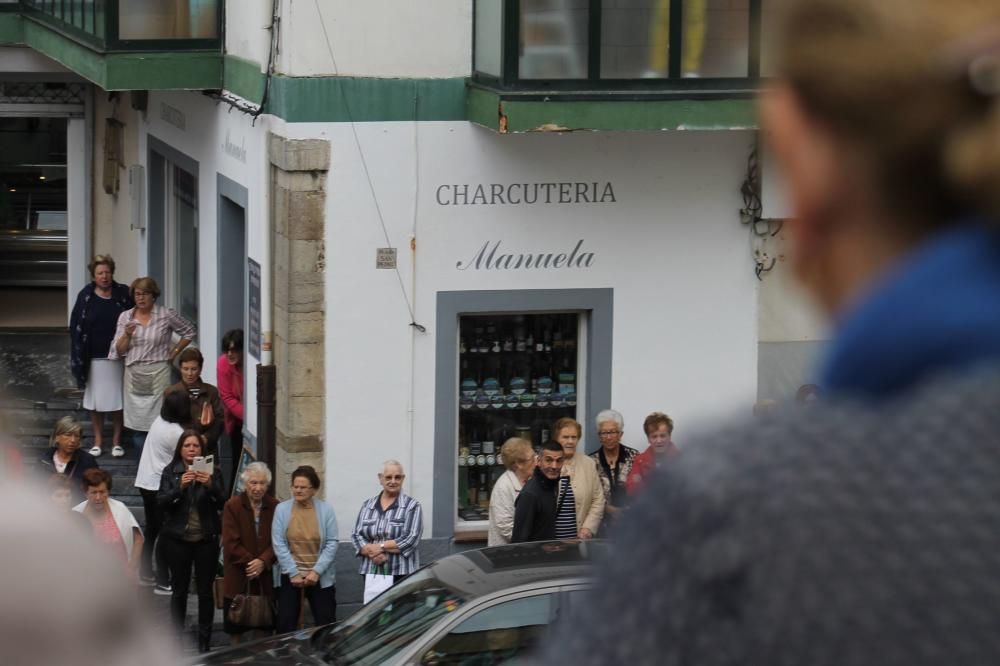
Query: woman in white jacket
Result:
<box><xmin>488</xmin><ymin>438</ymin><xmax>536</xmax><ymax>546</ymax></box>
<box><xmin>74</xmin><ymin>468</ymin><xmax>143</xmax><ymax>579</ymax></box>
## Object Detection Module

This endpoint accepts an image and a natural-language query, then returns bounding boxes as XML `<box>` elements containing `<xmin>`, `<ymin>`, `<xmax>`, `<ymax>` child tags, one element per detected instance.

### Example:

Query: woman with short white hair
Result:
<box><xmin>351</xmin><ymin>460</ymin><xmax>423</xmax><ymax>586</ymax></box>
<box><xmin>589</xmin><ymin>409</ymin><xmax>639</xmax><ymax>528</ymax></box>
<box><xmin>221</xmin><ymin>461</ymin><xmax>278</xmax><ymax>644</ymax></box>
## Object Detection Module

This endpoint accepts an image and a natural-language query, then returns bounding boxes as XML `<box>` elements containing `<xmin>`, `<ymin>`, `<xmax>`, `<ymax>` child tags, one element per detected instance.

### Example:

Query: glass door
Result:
<box><xmin>456</xmin><ymin>312</ymin><xmax>582</xmax><ymax>524</ymax></box>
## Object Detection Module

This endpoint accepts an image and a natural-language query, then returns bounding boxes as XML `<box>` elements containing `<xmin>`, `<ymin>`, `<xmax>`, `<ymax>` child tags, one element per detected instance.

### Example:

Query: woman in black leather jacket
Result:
<box><xmin>157</xmin><ymin>429</ymin><xmax>226</xmax><ymax>653</ymax></box>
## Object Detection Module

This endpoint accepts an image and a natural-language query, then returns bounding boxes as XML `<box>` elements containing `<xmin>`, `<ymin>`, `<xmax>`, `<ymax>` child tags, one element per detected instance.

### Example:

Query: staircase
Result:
<box><xmin>0</xmin><ymin>330</ymin><xmax>143</xmax><ymax>523</ymax></box>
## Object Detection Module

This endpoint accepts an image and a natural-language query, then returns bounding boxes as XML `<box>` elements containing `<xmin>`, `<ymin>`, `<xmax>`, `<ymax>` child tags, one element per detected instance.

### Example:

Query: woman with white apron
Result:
<box><xmin>108</xmin><ymin>276</ymin><xmax>196</xmax><ymax>456</ymax></box>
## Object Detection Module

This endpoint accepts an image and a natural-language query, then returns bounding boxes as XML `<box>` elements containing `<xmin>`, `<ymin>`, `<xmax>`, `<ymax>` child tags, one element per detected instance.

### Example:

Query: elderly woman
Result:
<box><xmin>165</xmin><ymin>347</ymin><xmax>224</xmax><ymax>457</ymax></box>
<box><xmin>70</xmin><ymin>254</ymin><xmax>133</xmax><ymax>458</ymax></box>
<box><xmin>134</xmin><ymin>389</ymin><xmax>191</xmax><ymax>592</ymax></box>
<box><xmin>222</xmin><ymin>461</ymin><xmax>278</xmax><ymax>644</ymax></box>
<box><xmin>553</xmin><ymin>417</ymin><xmax>605</xmax><ymax>539</ymax></box>
<box><xmin>352</xmin><ymin>460</ymin><xmax>423</xmax><ymax>586</ymax></box>
<box><xmin>157</xmin><ymin>429</ymin><xmax>226</xmax><ymax>653</ymax></box>
<box><xmin>626</xmin><ymin>412</ymin><xmax>679</xmax><ymax>496</ymax></box>
<box><xmin>487</xmin><ymin>438</ymin><xmax>535</xmax><ymax>546</ymax></box>
<box><xmin>108</xmin><ymin>276</ymin><xmax>196</xmax><ymax>457</ymax></box>
<box><xmin>589</xmin><ymin>409</ymin><xmax>639</xmax><ymax>527</ymax></box>
<box><xmin>73</xmin><ymin>468</ymin><xmax>143</xmax><ymax>578</ymax></box>
<box><xmin>272</xmin><ymin>465</ymin><xmax>339</xmax><ymax>633</ymax></box>
<box><xmin>38</xmin><ymin>416</ymin><xmax>98</xmax><ymax>503</ymax></box>
<box><xmin>217</xmin><ymin>329</ymin><xmax>245</xmax><ymax>488</ymax></box>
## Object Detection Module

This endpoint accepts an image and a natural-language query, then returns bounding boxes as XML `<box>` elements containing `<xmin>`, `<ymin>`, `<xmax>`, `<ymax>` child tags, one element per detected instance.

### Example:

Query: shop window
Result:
<box><xmin>474</xmin><ymin>0</ymin><xmax>762</xmax><ymax>90</ymax></box>
<box><xmin>457</xmin><ymin>313</ymin><xmax>581</xmax><ymax>523</ymax></box>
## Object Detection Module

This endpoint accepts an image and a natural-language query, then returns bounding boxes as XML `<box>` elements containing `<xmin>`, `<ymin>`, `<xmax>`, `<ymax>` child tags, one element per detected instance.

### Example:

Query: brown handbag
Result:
<box><xmin>228</xmin><ymin>577</ymin><xmax>274</xmax><ymax>628</ymax></box>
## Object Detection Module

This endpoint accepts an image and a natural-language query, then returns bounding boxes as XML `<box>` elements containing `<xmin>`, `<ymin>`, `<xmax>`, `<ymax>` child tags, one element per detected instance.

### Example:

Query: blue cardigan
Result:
<box><xmin>272</xmin><ymin>498</ymin><xmax>339</xmax><ymax>589</ymax></box>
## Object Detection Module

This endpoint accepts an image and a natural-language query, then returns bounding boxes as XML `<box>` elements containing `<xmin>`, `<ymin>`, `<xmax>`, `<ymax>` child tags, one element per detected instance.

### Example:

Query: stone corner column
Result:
<box><xmin>268</xmin><ymin>132</ymin><xmax>330</xmax><ymax>500</ymax></box>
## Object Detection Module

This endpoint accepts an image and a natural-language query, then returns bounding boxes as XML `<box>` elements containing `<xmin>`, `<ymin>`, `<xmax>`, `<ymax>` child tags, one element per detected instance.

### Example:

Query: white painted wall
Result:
<box><xmin>225</xmin><ymin>0</ymin><xmax>272</xmax><ymax>70</ymax></box>
<box><xmin>278</xmin><ymin>0</ymin><xmax>471</xmax><ymax>78</ymax></box>
<box><xmin>280</xmin><ymin>122</ymin><xmax>758</xmax><ymax>537</ymax></box>
<box><xmin>125</xmin><ymin>92</ymin><xmax>272</xmax><ymax>435</ymax></box>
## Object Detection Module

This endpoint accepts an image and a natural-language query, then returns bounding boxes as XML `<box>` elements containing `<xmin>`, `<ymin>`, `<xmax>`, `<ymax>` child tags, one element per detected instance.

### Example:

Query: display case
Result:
<box><xmin>456</xmin><ymin>312</ymin><xmax>581</xmax><ymax>523</ymax></box>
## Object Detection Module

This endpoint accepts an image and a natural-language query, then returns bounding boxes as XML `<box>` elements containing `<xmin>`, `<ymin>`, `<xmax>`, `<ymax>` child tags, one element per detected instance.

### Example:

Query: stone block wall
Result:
<box><xmin>268</xmin><ymin>133</ymin><xmax>330</xmax><ymax>499</ymax></box>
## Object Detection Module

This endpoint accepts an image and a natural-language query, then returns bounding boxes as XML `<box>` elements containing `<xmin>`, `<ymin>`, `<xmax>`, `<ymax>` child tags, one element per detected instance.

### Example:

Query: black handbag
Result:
<box><xmin>228</xmin><ymin>577</ymin><xmax>274</xmax><ymax>628</ymax></box>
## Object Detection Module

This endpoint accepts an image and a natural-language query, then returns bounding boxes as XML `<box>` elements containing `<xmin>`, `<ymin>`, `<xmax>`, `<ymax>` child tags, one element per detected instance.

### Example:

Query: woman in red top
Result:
<box><xmin>217</xmin><ymin>329</ymin><xmax>245</xmax><ymax>490</ymax></box>
<box><xmin>626</xmin><ymin>412</ymin><xmax>679</xmax><ymax>496</ymax></box>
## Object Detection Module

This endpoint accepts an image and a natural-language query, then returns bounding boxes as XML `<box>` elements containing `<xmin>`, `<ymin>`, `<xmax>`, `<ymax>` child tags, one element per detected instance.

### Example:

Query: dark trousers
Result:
<box><xmin>276</xmin><ymin>575</ymin><xmax>336</xmax><ymax>633</ymax></box>
<box><xmin>139</xmin><ymin>488</ymin><xmax>170</xmax><ymax>586</ymax></box>
<box><xmin>162</xmin><ymin>535</ymin><xmax>219</xmax><ymax>642</ymax></box>
<box><xmin>226</xmin><ymin>425</ymin><xmax>243</xmax><ymax>494</ymax></box>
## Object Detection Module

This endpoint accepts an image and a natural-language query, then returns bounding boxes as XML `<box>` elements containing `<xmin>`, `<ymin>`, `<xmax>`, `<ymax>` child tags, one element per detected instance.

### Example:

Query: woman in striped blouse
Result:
<box><xmin>351</xmin><ymin>460</ymin><xmax>423</xmax><ymax>583</ymax></box>
<box><xmin>108</xmin><ymin>276</ymin><xmax>196</xmax><ymax>457</ymax></box>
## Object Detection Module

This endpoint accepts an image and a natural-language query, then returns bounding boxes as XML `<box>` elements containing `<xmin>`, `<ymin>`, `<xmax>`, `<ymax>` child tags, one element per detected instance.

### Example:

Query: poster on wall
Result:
<box><xmin>230</xmin><ymin>446</ymin><xmax>256</xmax><ymax>497</ymax></box>
<box><xmin>248</xmin><ymin>258</ymin><xmax>261</xmax><ymax>360</ymax></box>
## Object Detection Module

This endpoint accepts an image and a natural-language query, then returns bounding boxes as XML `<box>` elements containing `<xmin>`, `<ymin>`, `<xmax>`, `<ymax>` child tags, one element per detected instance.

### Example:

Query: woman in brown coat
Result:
<box><xmin>221</xmin><ymin>461</ymin><xmax>278</xmax><ymax>644</ymax></box>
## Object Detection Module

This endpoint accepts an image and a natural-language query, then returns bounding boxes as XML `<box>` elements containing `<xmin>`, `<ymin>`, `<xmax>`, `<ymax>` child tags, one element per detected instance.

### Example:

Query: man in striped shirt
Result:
<box><xmin>512</xmin><ymin>441</ymin><xmax>566</xmax><ymax>543</ymax></box>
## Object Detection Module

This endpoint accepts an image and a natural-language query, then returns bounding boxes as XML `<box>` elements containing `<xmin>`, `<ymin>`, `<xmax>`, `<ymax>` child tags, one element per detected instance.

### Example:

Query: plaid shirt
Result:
<box><xmin>108</xmin><ymin>305</ymin><xmax>196</xmax><ymax>366</ymax></box>
<box><xmin>351</xmin><ymin>492</ymin><xmax>423</xmax><ymax>576</ymax></box>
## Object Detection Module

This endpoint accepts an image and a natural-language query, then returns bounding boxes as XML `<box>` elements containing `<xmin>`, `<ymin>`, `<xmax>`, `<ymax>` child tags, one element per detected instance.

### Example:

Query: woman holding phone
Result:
<box><xmin>157</xmin><ymin>429</ymin><xmax>226</xmax><ymax>653</ymax></box>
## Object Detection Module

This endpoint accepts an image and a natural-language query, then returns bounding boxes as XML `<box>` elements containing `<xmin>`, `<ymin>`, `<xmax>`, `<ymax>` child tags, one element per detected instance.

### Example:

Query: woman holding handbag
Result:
<box><xmin>222</xmin><ymin>461</ymin><xmax>278</xmax><ymax>645</ymax></box>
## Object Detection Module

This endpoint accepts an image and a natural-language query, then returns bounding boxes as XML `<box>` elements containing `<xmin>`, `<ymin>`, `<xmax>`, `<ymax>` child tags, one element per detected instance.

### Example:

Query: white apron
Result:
<box><xmin>123</xmin><ymin>361</ymin><xmax>171</xmax><ymax>431</ymax></box>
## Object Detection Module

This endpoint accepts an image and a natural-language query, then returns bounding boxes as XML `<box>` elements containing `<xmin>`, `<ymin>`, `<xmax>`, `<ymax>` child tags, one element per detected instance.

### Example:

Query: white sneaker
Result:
<box><xmin>111</xmin><ymin>445</ymin><xmax>125</xmax><ymax>458</ymax></box>
<box><xmin>89</xmin><ymin>446</ymin><xmax>102</xmax><ymax>457</ymax></box>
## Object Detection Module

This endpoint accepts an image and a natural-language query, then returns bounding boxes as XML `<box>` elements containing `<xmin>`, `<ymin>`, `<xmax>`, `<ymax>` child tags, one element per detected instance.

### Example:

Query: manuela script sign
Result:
<box><xmin>457</xmin><ymin>239</ymin><xmax>594</xmax><ymax>271</ymax></box>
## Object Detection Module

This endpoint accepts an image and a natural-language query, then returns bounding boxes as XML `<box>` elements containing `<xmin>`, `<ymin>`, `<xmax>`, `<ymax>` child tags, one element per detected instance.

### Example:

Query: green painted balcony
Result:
<box><xmin>0</xmin><ymin>0</ymin><xmax>223</xmax><ymax>91</ymax></box>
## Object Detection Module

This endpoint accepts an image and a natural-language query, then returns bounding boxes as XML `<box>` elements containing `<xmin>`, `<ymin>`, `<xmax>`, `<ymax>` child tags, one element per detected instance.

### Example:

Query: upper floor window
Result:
<box><xmin>474</xmin><ymin>0</ymin><xmax>762</xmax><ymax>90</ymax></box>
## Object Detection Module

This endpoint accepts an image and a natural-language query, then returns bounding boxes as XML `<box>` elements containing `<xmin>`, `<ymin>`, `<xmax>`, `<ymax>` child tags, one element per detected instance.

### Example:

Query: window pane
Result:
<box><xmin>474</xmin><ymin>0</ymin><xmax>503</xmax><ymax>77</ymax></box>
<box><xmin>421</xmin><ymin>594</ymin><xmax>555</xmax><ymax>664</ymax></box>
<box><xmin>118</xmin><ymin>0</ymin><xmax>219</xmax><ymax>39</ymax></box>
<box><xmin>519</xmin><ymin>0</ymin><xmax>589</xmax><ymax>80</ymax></box>
<box><xmin>601</xmin><ymin>0</ymin><xmax>671</xmax><ymax>79</ymax></box>
<box><xmin>172</xmin><ymin>166</ymin><xmax>198</xmax><ymax>324</ymax></box>
<box><xmin>682</xmin><ymin>0</ymin><xmax>749</xmax><ymax>78</ymax></box>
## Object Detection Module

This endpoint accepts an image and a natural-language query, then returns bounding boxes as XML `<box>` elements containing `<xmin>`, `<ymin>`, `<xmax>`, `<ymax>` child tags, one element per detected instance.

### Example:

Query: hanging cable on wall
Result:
<box><xmin>740</xmin><ymin>142</ymin><xmax>783</xmax><ymax>280</ymax></box>
<box><xmin>312</xmin><ymin>0</ymin><xmax>426</xmax><ymax>333</ymax></box>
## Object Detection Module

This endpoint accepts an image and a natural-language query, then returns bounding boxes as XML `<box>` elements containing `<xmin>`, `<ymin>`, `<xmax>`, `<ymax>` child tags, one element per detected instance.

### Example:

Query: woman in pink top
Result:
<box><xmin>74</xmin><ymin>468</ymin><xmax>144</xmax><ymax>579</ymax></box>
<box><xmin>217</xmin><ymin>329</ymin><xmax>245</xmax><ymax>491</ymax></box>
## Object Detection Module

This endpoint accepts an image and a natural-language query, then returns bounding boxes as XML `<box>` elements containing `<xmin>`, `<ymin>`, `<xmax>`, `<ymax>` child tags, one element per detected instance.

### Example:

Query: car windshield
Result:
<box><xmin>321</xmin><ymin>571</ymin><xmax>470</xmax><ymax>665</ymax></box>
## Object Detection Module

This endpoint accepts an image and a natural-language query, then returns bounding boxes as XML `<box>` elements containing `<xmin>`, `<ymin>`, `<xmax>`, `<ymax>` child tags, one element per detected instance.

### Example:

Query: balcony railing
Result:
<box><xmin>19</xmin><ymin>0</ymin><xmax>221</xmax><ymax>50</ymax></box>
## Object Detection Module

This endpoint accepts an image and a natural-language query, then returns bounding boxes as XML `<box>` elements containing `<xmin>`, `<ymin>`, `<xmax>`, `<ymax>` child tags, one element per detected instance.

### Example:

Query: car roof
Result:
<box><xmin>415</xmin><ymin>540</ymin><xmax>605</xmax><ymax>600</ymax></box>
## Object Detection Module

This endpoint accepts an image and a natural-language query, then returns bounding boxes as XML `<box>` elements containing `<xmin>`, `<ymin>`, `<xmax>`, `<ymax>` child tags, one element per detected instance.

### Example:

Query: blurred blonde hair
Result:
<box><xmin>50</xmin><ymin>416</ymin><xmax>82</xmax><ymax>448</ymax></box>
<box><xmin>772</xmin><ymin>0</ymin><xmax>1000</xmax><ymax>229</ymax></box>
<box><xmin>500</xmin><ymin>438</ymin><xmax>534</xmax><ymax>471</ymax></box>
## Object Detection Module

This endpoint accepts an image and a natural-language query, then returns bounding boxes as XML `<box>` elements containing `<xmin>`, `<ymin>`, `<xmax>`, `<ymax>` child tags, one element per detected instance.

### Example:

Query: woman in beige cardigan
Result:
<box><xmin>553</xmin><ymin>417</ymin><xmax>605</xmax><ymax>539</ymax></box>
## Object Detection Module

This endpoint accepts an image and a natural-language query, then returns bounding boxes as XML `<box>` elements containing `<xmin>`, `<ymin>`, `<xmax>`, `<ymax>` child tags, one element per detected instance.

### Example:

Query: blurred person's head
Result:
<box><xmin>553</xmin><ymin>417</ymin><xmax>582</xmax><ymax>459</ymax></box>
<box><xmin>159</xmin><ymin>388</ymin><xmax>191</xmax><ymax>425</ymax></box>
<box><xmin>50</xmin><ymin>416</ymin><xmax>82</xmax><ymax>456</ymax></box>
<box><xmin>596</xmin><ymin>409</ymin><xmax>624</xmax><ymax>451</ymax></box>
<box><xmin>539</xmin><ymin>440</ymin><xmax>565</xmax><ymax>480</ymax></box>
<box><xmin>796</xmin><ymin>383</ymin><xmax>821</xmax><ymax>404</ymax></box>
<box><xmin>501</xmin><ymin>437</ymin><xmax>536</xmax><ymax>484</ymax></box>
<box><xmin>177</xmin><ymin>347</ymin><xmax>204</xmax><ymax>386</ymax></box>
<box><xmin>0</xmin><ymin>481</ymin><xmax>178</xmax><ymax>665</ymax></box>
<box><xmin>129</xmin><ymin>276</ymin><xmax>160</xmax><ymax>310</ymax></box>
<box><xmin>222</xmin><ymin>328</ymin><xmax>244</xmax><ymax>367</ymax></box>
<box><xmin>291</xmin><ymin>465</ymin><xmax>321</xmax><ymax>505</ymax></box>
<box><xmin>81</xmin><ymin>468</ymin><xmax>113</xmax><ymax>512</ymax></box>
<box><xmin>173</xmin><ymin>429</ymin><xmax>205</xmax><ymax>466</ymax></box>
<box><xmin>643</xmin><ymin>412</ymin><xmax>677</xmax><ymax>456</ymax></box>
<box><xmin>47</xmin><ymin>474</ymin><xmax>73</xmax><ymax>510</ymax></box>
<box><xmin>88</xmin><ymin>254</ymin><xmax>115</xmax><ymax>289</ymax></box>
<box><xmin>762</xmin><ymin>0</ymin><xmax>1000</xmax><ymax>316</ymax></box>
<box><xmin>241</xmin><ymin>461</ymin><xmax>272</xmax><ymax>503</ymax></box>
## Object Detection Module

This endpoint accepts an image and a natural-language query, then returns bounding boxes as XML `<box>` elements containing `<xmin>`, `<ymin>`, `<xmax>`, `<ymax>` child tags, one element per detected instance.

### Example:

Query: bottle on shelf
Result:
<box><xmin>460</xmin><ymin>358</ymin><xmax>478</xmax><ymax>398</ymax></box>
<box><xmin>469</xmin><ymin>427</ymin><xmax>482</xmax><ymax>456</ymax></box>
<box><xmin>557</xmin><ymin>354</ymin><xmax>576</xmax><ymax>395</ymax></box>
<box><xmin>482</xmin><ymin>426</ymin><xmax>496</xmax><ymax>455</ymax></box>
